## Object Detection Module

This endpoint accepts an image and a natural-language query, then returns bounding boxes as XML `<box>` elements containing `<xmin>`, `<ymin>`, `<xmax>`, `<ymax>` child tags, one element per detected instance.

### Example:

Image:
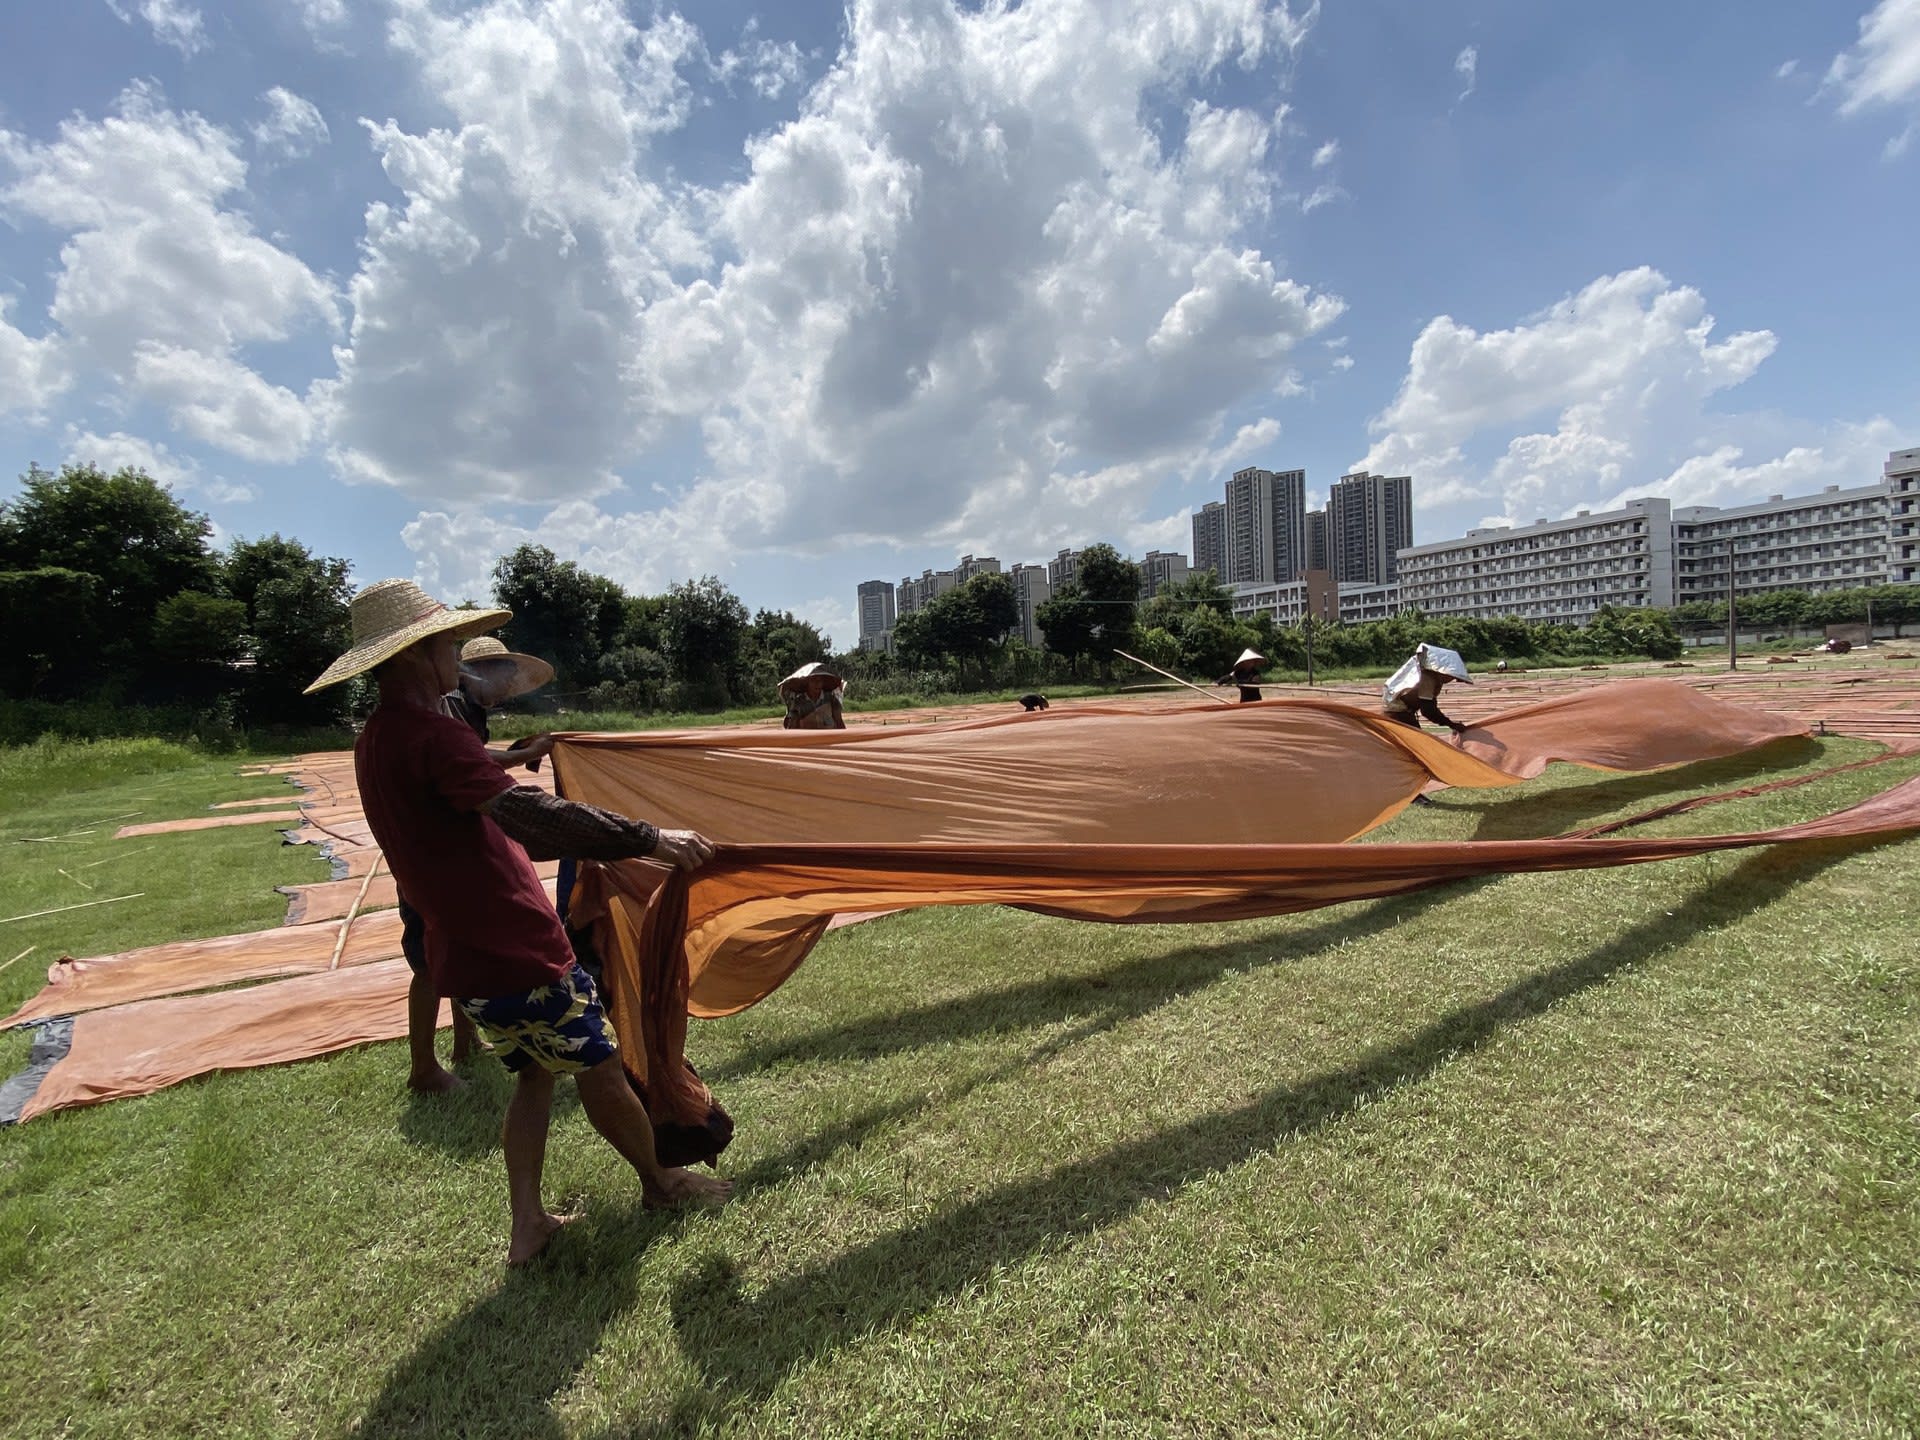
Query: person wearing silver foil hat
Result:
<box><xmin>1381</xmin><ymin>643</ymin><xmax>1473</xmax><ymax>734</ymax></box>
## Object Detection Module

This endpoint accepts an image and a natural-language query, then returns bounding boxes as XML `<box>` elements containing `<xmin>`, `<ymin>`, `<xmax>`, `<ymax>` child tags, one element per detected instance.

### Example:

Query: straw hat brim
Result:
<box><xmin>779</xmin><ymin>676</ymin><xmax>845</xmax><ymax>697</ymax></box>
<box><xmin>778</xmin><ymin>663</ymin><xmax>844</xmax><ymax>694</ymax></box>
<box><xmin>304</xmin><ymin>606</ymin><xmax>511</xmax><ymax>693</ymax></box>
<box><xmin>460</xmin><ymin>652</ymin><xmax>556</xmax><ymax>701</ymax></box>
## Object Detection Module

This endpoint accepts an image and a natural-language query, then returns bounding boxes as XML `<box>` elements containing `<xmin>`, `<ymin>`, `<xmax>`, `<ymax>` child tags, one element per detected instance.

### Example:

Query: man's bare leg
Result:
<box><xmin>503</xmin><ymin>1065</ymin><xmax>574</xmax><ymax>1265</ymax></box>
<box><xmin>405</xmin><ymin>972</ymin><xmax>460</xmax><ymax>1093</ymax></box>
<box><xmin>449</xmin><ymin>1006</ymin><xmax>483</xmax><ymax>1065</ymax></box>
<box><xmin>574</xmin><ymin>1058</ymin><xmax>733</xmax><ymax>1208</ymax></box>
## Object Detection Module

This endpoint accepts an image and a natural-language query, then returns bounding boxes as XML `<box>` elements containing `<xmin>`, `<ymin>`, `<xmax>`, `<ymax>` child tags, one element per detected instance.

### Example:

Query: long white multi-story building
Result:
<box><xmin>1396</xmin><ymin>498</ymin><xmax>1675</xmax><ymax>624</ymax></box>
<box><xmin>1227</xmin><ymin>575</ymin><xmax>1394</xmax><ymax>626</ymax></box>
<box><xmin>1886</xmin><ymin>448</ymin><xmax>1919</xmax><ymax>585</ymax></box>
<box><xmin>1671</xmin><ymin>483</ymin><xmax>1892</xmax><ymax>601</ymax></box>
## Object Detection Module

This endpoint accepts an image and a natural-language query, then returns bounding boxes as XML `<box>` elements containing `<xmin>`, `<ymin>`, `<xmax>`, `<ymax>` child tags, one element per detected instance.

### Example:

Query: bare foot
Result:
<box><xmin>506</xmin><ymin>1209</ymin><xmax>579</xmax><ymax>1266</ymax></box>
<box><xmin>643</xmin><ymin>1168</ymin><xmax>734</xmax><ymax>1210</ymax></box>
<box><xmin>407</xmin><ymin>1066</ymin><xmax>464</xmax><ymax>1095</ymax></box>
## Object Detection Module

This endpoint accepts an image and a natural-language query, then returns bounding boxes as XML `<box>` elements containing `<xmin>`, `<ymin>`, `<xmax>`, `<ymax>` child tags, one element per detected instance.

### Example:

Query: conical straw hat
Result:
<box><xmin>778</xmin><ymin>660</ymin><xmax>845</xmax><ymax>696</ymax></box>
<box><xmin>304</xmin><ymin>579</ymin><xmax>509</xmax><ymax>693</ymax></box>
<box><xmin>459</xmin><ymin>636</ymin><xmax>556</xmax><ymax>701</ymax></box>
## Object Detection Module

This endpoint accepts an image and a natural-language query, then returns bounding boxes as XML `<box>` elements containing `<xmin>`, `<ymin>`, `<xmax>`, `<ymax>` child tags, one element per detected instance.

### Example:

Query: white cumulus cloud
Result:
<box><xmin>253</xmin><ymin>87</ymin><xmax>331</xmax><ymax>160</ymax></box>
<box><xmin>1354</xmin><ymin>267</ymin><xmax>1814</xmax><ymax>519</ymax></box>
<box><xmin>1824</xmin><ymin>0</ymin><xmax>1920</xmax><ymax>114</ymax></box>
<box><xmin>0</xmin><ymin>296</ymin><xmax>71</xmax><ymax>417</ymax></box>
<box><xmin>317</xmin><ymin>0</ymin><xmax>706</xmax><ymax>504</ymax></box>
<box><xmin>0</xmin><ymin>82</ymin><xmax>336</xmax><ymax>370</ymax></box>
<box><xmin>0</xmin><ymin>83</ymin><xmax>336</xmax><ymax>465</ymax></box>
<box><xmin>61</xmin><ymin>426</ymin><xmax>258</xmax><ymax>504</ymax></box>
<box><xmin>329</xmin><ymin>0</ymin><xmax>1338</xmax><ymax>583</ymax></box>
<box><xmin>108</xmin><ymin>0</ymin><xmax>208</xmax><ymax>57</ymax></box>
<box><xmin>131</xmin><ymin>344</ymin><xmax>315</xmax><ymax>462</ymax></box>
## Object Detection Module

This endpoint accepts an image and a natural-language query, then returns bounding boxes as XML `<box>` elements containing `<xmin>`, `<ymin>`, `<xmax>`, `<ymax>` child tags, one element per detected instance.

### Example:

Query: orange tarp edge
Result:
<box><xmin>18</xmin><ymin>960</ymin><xmax>426</xmax><ymax>1122</ymax></box>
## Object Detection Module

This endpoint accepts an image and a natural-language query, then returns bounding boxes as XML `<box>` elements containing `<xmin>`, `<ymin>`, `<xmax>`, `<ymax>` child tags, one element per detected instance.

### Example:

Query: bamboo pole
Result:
<box><xmin>1</xmin><ymin>894</ymin><xmax>142</xmax><ymax>925</ymax></box>
<box><xmin>1111</xmin><ymin>649</ymin><xmax>1235</xmax><ymax>707</ymax></box>
<box><xmin>328</xmin><ymin>854</ymin><xmax>384</xmax><ymax>971</ymax></box>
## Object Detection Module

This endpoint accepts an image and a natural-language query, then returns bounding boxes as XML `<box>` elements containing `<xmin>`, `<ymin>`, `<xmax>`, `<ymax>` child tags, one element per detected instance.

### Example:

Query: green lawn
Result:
<box><xmin>1</xmin><ymin>734</ymin><xmax>1917</xmax><ymax>1438</ymax></box>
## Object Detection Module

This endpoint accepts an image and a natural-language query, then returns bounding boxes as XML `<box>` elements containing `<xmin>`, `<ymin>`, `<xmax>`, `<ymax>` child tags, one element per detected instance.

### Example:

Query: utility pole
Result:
<box><xmin>1725</xmin><ymin>542</ymin><xmax>1737</xmax><ymax>671</ymax></box>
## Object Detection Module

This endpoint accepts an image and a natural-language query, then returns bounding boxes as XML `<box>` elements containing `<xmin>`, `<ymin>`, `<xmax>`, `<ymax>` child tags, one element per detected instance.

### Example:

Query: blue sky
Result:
<box><xmin>2</xmin><ymin>0</ymin><xmax>1916</xmax><ymax>648</ymax></box>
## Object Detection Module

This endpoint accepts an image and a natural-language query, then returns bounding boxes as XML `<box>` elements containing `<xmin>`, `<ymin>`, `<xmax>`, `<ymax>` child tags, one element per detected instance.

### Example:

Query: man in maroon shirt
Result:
<box><xmin>307</xmin><ymin>579</ymin><xmax>730</xmax><ymax>1263</ymax></box>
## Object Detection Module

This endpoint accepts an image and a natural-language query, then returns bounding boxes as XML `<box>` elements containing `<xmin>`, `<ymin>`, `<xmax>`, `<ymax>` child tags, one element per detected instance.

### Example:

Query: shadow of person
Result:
<box><xmin>704</xmin><ymin>879</ymin><xmax>1494</xmax><ymax>1085</ymax></box>
<box><xmin>348</xmin><ymin>1207</ymin><xmax>670</xmax><ymax>1439</ymax></box>
<box><xmin>1461</xmin><ymin>737</ymin><xmax>1821</xmax><ymax>840</ymax></box>
<box><xmin>650</xmin><ymin>836</ymin><xmax>1890</xmax><ymax>1433</ymax></box>
<box><xmin>397</xmin><ymin>1058</ymin><xmax>512</xmax><ymax>1156</ymax></box>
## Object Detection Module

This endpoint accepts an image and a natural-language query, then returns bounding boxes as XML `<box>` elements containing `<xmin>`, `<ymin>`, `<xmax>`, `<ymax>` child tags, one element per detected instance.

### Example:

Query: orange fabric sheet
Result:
<box><xmin>2</xmin><ymin>875</ymin><xmax>563</xmax><ymax>1028</ymax></box>
<box><xmin>573</xmin><ymin>773</ymin><xmax>1920</xmax><ymax>1154</ymax></box>
<box><xmin>17</xmin><ymin>960</ymin><xmax>427</xmax><ymax>1122</ymax></box>
<box><xmin>542</xmin><ymin>682</ymin><xmax>1823</xmax><ymax>1155</ymax></box>
<box><xmin>113</xmin><ymin>810</ymin><xmax>304</xmax><ymax>838</ymax></box>
<box><xmin>0</xmin><ymin>681</ymin><xmax>1864</xmax><ymax>1124</ymax></box>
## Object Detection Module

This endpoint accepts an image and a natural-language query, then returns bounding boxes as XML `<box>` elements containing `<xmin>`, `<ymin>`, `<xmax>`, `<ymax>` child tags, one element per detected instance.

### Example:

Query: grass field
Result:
<box><xmin>1</xmin><ymin>729</ymin><xmax>1917</xmax><ymax>1438</ymax></box>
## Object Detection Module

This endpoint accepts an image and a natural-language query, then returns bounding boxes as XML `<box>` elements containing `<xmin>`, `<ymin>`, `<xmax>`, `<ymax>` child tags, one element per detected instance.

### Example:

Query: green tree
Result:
<box><xmin>1075</xmin><ymin>544</ymin><xmax>1142</xmax><ymax>673</ymax></box>
<box><xmin>915</xmin><ymin>572</ymin><xmax>1019</xmax><ymax>684</ymax></box>
<box><xmin>1865</xmin><ymin>584</ymin><xmax>1920</xmax><ymax>638</ymax></box>
<box><xmin>658</xmin><ymin>575</ymin><xmax>750</xmax><ymax>704</ymax></box>
<box><xmin>153</xmin><ymin>591</ymin><xmax>247</xmax><ymax>666</ymax></box>
<box><xmin>1137</xmin><ymin>570</ymin><xmax>1233</xmax><ymax>634</ymax></box>
<box><xmin>491</xmin><ymin>544</ymin><xmax>629</xmax><ymax>689</ymax></box>
<box><xmin>0</xmin><ymin>463</ymin><xmax>218</xmax><ymax>683</ymax></box>
<box><xmin>1035</xmin><ymin>582</ymin><xmax>1100</xmax><ymax>674</ymax></box>
<box><xmin>740</xmin><ymin>608</ymin><xmax>834</xmax><ymax>700</ymax></box>
<box><xmin>222</xmin><ymin>535</ymin><xmax>355</xmax><ymax>722</ymax></box>
<box><xmin>0</xmin><ymin>567</ymin><xmax>101</xmax><ymax>696</ymax></box>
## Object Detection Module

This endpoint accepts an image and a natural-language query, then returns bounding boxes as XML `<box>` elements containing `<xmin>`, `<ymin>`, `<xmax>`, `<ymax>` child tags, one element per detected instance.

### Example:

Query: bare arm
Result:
<box><xmin>483</xmin><ymin>733</ymin><xmax>554</xmax><ymax>770</ymax></box>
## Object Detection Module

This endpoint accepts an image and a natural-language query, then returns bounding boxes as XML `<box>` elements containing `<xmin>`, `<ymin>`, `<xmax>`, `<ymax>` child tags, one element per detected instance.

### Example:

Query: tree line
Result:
<box><xmin>4</xmin><ymin>463</ymin><xmax>1912</xmax><ymax>745</ymax></box>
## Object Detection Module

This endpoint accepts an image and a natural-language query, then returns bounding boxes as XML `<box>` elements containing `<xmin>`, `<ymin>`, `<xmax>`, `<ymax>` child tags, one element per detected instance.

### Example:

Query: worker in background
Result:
<box><xmin>1017</xmin><ymin>693</ymin><xmax>1050</xmax><ymax>712</ymax></box>
<box><xmin>779</xmin><ymin>662</ymin><xmax>847</xmax><ymax>729</ymax></box>
<box><xmin>1217</xmin><ymin>648</ymin><xmax>1267</xmax><ymax>703</ymax></box>
<box><xmin>1382</xmin><ymin>643</ymin><xmax>1473</xmax><ymax>734</ymax></box>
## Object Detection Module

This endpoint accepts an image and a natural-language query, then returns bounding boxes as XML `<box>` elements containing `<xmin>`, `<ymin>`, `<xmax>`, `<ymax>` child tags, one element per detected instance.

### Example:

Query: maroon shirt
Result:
<box><xmin>355</xmin><ymin>704</ymin><xmax>572</xmax><ymax>998</ymax></box>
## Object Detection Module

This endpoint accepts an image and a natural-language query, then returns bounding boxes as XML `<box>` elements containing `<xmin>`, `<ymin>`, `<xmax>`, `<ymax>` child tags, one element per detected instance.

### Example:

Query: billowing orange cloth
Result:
<box><xmin>548</xmin><ymin>683</ymin><xmax>1827</xmax><ymax>1157</ymax></box>
<box><xmin>3</xmin><ymin>682</ymin><xmax>1861</xmax><ymax>1126</ymax></box>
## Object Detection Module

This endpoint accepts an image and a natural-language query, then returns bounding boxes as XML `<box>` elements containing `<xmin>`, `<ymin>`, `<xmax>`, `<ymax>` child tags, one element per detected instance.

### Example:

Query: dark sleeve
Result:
<box><xmin>1414</xmin><ymin>697</ymin><xmax>1461</xmax><ymax>729</ymax></box>
<box><xmin>446</xmin><ymin>690</ymin><xmax>490</xmax><ymax>742</ymax></box>
<box><xmin>487</xmin><ymin>786</ymin><xmax>660</xmax><ymax>862</ymax></box>
<box><xmin>422</xmin><ymin>716</ymin><xmax>518</xmax><ymax>812</ymax></box>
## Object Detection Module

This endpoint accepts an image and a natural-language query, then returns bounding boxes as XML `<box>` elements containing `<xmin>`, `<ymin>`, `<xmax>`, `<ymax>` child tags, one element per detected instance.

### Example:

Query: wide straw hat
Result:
<box><xmin>778</xmin><ymin>660</ymin><xmax>844</xmax><ymax>696</ymax></box>
<box><xmin>459</xmin><ymin>636</ymin><xmax>555</xmax><ymax>702</ymax></box>
<box><xmin>1233</xmin><ymin>648</ymin><xmax>1267</xmax><ymax>668</ymax></box>
<box><xmin>304</xmin><ymin>579</ymin><xmax>509</xmax><ymax>693</ymax></box>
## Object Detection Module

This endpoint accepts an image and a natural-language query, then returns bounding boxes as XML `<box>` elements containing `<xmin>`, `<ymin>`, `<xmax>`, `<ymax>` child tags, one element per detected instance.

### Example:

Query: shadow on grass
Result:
<box><xmin>704</xmin><ymin>880</ymin><xmax>1488</xmax><ymax>1085</ymax></box>
<box><xmin>349</xmin><ymin>1202</ymin><xmax>688</xmax><ymax>1440</ymax></box>
<box><xmin>1456</xmin><ymin>738</ymin><xmax>1820</xmax><ymax>841</ymax></box>
<box><xmin>647</xmin><ymin>836</ymin><xmax>1889</xmax><ymax>1435</ymax></box>
<box><xmin>397</xmin><ymin>1059</ymin><xmax>513</xmax><ymax>1156</ymax></box>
